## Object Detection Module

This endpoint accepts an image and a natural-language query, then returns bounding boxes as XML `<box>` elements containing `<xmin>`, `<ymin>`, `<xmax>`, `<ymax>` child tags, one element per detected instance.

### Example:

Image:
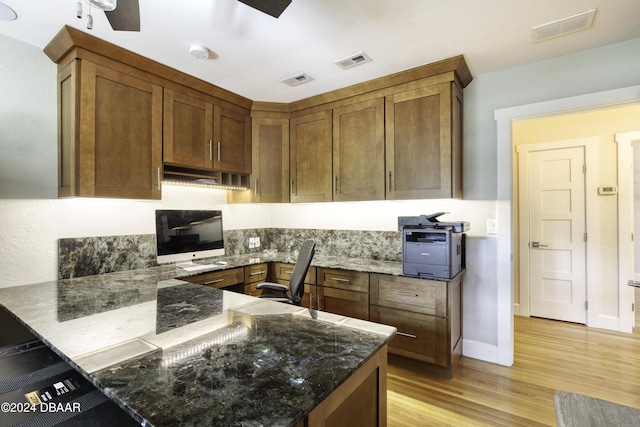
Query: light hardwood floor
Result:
<box><xmin>387</xmin><ymin>316</ymin><xmax>640</xmax><ymax>426</ymax></box>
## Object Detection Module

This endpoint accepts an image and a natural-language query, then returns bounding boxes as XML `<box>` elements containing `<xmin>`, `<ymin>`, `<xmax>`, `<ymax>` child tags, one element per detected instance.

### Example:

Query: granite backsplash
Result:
<box><xmin>59</xmin><ymin>229</ymin><xmax>402</xmax><ymax>279</ymax></box>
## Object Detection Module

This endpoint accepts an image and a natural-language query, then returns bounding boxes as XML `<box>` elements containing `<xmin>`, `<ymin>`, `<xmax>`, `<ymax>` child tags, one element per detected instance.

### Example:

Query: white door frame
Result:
<box><xmin>516</xmin><ymin>138</ymin><xmax>598</xmax><ymax>323</ymax></box>
<box><xmin>616</xmin><ymin>131</ymin><xmax>640</xmax><ymax>333</ymax></box>
<box><xmin>494</xmin><ymin>85</ymin><xmax>640</xmax><ymax>367</ymax></box>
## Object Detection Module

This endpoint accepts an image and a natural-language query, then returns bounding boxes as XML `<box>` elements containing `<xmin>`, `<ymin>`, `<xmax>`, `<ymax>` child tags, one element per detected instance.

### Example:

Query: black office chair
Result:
<box><xmin>256</xmin><ymin>239</ymin><xmax>316</xmax><ymax>305</ymax></box>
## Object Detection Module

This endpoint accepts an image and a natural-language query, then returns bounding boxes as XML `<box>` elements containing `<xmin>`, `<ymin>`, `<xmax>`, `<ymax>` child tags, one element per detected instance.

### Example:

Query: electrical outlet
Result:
<box><xmin>248</xmin><ymin>237</ymin><xmax>261</xmax><ymax>249</ymax></box>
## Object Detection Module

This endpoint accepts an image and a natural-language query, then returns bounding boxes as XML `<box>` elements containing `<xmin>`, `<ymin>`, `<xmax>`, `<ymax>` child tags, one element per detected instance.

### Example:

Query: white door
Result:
<box><xmin>523</xmin><ymin>146</ymin><xmax>587</xmax><ymax>323</ymax></box>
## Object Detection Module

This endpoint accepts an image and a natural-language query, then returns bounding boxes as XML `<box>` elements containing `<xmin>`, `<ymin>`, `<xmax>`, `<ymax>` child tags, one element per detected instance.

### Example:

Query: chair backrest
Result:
<box><xmin>289</xmin><ymin>239</ymin><xmax>316</xmax><ymax>305</ymax></box>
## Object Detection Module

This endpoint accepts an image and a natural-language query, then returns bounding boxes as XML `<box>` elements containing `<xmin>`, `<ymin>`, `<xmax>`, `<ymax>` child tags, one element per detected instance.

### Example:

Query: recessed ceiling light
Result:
<box><xmin>0</xmin><ymin>1</ymin><xmax>17</xmax><ymax>21</ymax></box>
<box><xmin>531</xmin><ymin>8</ymin><xmax>597</xmax><ymax>43</ymax></box>
<box><xmin>282</xmin><ymin>73</ymin><xmax>314</xmax><ymax>87</ymax></box>
<box><xmin>335</xmin><ymin>52</ymin><xmax>372</xmax><ymax>70</ymax></box>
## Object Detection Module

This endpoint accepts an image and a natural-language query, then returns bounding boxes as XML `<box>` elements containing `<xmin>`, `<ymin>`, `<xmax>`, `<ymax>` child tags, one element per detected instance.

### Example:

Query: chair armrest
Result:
<box><xmin>255</xmin><ymin>282</ymin><xmax>288</xmax><ymax>292</ymax></box>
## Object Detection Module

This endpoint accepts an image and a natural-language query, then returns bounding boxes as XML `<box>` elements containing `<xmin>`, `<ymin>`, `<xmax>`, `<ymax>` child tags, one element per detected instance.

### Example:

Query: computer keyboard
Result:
<box><xmin>180</xmin><ymin>264</ymin><xmax>216</xmax><ymax>272</ymax></box>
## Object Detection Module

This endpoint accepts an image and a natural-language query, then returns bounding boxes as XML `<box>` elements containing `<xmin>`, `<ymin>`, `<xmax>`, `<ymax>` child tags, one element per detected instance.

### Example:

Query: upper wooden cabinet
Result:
<box><xmin>333</xmin><ymin>98</ymin><xmax>385</xmax><ymax>201</ymax></box>
<box><xmin>163</xmin><ymin>88</ymin><xmax>213</xmax><ymax>170</ymax></box>
<box><xmin>252</xmin><ymin>117</ymin><xmax>290</xmax><ymax>203</ymax></box>
<box><xmin>214</xmin><ymin>105</ymin><xmax>251</xmax><ymax>174</ymax></box>
<box><xmin>385</xmin><ymin>82</ymin><xmax>463</xmax><ymax>200</ymax></box>
<box><xmin>290</xmin><ymin>110</ymin><xmax>333</xmax><ymax>203</ymax></box>
<box><xmin>164</xmin><ymin>90</ymin><xmax>251</xmax><ymax>175</ymax></box>
<box><xmin>45</xmin><ymin>26</ymin><xmax>253</xmax><ymax>198</ymax></box>
<box><xmin>57</xmin><ymin>59</ymin><xmax>162</xmax><ymax>199</ymax></box>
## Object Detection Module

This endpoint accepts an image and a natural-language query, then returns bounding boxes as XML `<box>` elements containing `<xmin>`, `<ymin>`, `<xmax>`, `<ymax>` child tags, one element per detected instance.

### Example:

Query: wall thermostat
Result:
<box><xmin>598</xmin><ymin>186</ymin><xmax>618</xmax><ymax>195</ymax></box>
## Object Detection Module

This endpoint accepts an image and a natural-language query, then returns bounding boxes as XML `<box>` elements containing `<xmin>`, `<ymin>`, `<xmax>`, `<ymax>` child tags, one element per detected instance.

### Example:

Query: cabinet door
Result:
<box><xmin>214</xmin><ymin>105</ymin><xmax>251</xmax><ymax>174</ymax></box>
<box><xmin>370</xmin><ymin>305</ymin><xmax>447</xmax><ymax>367</ymax></box>
<box><xmin>290</xmin><ymin>110</ymin><xmax>333</xmax><ymax>202</ymax></box>
<box><xmin>251</xmin><ymin>117</ymin><xmax>290</xmax><ymax>203</ymax></box>
<box><xmin>66</xmin><ymin>60</ymin><xmax>163</xmax><ymax>199</ymax></box>
<box><xmin>163</xmin><ymin>89</ymin><xmax>213</xmax><ymax>170</ymax></box>
<box><xmin>318</xmin><ymin>286</ymin><xmax>369</xmax><ymax>320</ymax></box>
<box><xmin>333</xmin><ymin>98</ymin><xmax>385</xmax><ymax>201</ymax></box>
<box><xmin>385</xmin><ymin>82</ymin><xmax>456</xmax><ymax>200</ymax></box>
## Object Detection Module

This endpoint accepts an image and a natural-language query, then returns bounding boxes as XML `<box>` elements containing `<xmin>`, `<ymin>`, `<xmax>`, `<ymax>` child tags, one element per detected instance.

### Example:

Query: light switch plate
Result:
<box><xmin>487</xmin><ymin>219</ymin><xmax>497</xmax><ymax>234</ymax></box>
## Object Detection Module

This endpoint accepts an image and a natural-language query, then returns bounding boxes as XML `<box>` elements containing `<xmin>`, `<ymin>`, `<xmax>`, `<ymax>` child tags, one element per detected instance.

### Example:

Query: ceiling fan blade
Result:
<box><xmin>104</xmin><ymin>0</ymin><xmax>140</xmax><ymax>31</ymax></box>
<box><xmin>237</xmin><ymin>0</ymin><xmax>292</xmax><ymax>18</ymax></box>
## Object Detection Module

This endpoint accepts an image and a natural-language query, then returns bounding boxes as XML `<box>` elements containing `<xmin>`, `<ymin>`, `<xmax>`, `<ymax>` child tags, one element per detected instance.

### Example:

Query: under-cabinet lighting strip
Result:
<box><xmin>162</xmin><ymin>180</ymin><xmax>248</xmax><ymax>191</ymax></box>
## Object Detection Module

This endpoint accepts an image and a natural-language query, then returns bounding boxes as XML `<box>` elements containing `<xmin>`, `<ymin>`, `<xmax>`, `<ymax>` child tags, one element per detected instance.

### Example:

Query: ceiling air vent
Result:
<box><xmin>282</xmin><ymin>72</ymin><xmax>314</xmax><ymax>87</ymax></box>
<box><xmin>335</xmin><ymin>51</ymin><xmax>372</xmax><ymax>70</ymax></box>
<box><xmin>531</xmin><ymin>8</ymin><xmax>597</xmax><ymax>43</ymax></box>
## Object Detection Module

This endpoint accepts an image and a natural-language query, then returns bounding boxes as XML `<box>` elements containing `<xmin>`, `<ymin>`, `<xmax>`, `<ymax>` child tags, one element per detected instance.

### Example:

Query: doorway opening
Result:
<box><xmin>512</xmin><ymin>105</ymin><xmax>640</xmax><ymax>330</ymax></box>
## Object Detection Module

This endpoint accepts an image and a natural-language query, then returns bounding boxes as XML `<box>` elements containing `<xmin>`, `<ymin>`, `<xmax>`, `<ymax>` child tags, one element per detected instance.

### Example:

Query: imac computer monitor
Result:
<box><xmin>155</xmin><ymin>210</ymin><xmax>224</xmax><ymax>268</ymax></box>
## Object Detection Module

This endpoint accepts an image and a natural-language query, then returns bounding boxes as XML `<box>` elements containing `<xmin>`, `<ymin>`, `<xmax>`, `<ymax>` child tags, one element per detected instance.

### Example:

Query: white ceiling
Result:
<box><xmin>1</xmin><ymin>0</ymin><xmax>639</xmax><ymax>103</ymax></box>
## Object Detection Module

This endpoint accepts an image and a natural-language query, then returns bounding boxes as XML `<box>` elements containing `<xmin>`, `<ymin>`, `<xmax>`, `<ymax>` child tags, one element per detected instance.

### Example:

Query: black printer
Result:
<box><xmin>398</xmin><ymin>212</ymin><xmax>469</xmax><ymax>280</ymax></box>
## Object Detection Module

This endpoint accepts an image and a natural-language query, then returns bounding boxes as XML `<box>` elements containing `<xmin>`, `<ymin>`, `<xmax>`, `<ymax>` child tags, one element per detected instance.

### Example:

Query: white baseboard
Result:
<box><xmin>462</xmin><ymin>339</ymin><xmax>499</xmax><ymax>365</ymax></box>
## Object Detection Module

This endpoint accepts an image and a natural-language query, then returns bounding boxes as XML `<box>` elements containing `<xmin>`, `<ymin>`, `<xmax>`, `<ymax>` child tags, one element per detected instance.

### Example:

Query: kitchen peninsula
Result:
<box><xmin>0</xmin><ymin>261</ymin><xmax>396</xmax><ymax>426</ymax></box>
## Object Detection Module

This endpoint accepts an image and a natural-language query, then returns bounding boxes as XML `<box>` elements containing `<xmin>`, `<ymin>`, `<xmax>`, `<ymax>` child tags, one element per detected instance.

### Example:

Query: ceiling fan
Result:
<box><xmin>78</xmin><ymin>0</ymin><xmax>140</xmax><ymax>31</ymax></box>
<box><xmin>81</xmin><ymin>0</ymin><xmax>291</xmax><ymax>32</ymax></box>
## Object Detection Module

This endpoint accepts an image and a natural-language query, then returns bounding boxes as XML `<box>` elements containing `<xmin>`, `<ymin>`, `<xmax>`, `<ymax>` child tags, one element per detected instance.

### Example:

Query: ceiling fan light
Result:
<box><xmin>85</xmin><ymin>0</ymin><xmax>117</xmax><ymax>11</ymax></box>
<box><xmin>0</xmin><ymin>1</ymin><xmax>17</xmax><ymax>21</ymax></box>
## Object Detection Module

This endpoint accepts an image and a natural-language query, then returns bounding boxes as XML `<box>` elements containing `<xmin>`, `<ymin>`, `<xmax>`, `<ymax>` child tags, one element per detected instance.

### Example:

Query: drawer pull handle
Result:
<box><xmin>285</xmin><ymin>270</ymin><xmax>294</xmax><ymax>274</ymax></box>
<box><xmin>393</xmin><ymin>291</ymin><xmax>419</xmax><ymax>297</ymax></box>
<box><xmin>250</xmin><ymin>271</ymin><xmax>265</xmax><ymax>276</ymax></box>
<box><xmin>204</xmin><ymin>279</ymin><xmax>224</xmax><ymax>285</ymax></box>
<box><xmin>331</xmin><ymin>277</ymin><xmax>350</xmax><ymax>283</ymax></box>
<box><xmin>396</xmin><ymin>332</ymin><xmax>417</xmax><ymax>339</ymax></box>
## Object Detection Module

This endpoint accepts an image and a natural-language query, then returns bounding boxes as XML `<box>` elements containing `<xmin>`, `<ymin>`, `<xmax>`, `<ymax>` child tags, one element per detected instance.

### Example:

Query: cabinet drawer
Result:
<box><xmin>370</xmin><ymin>274</ymin><xmax>446</xmax><ymax>316</ymax></box>
<box><xmin>370</xmin><ymin>305</ymin><xmax>447</xmax><ymax>367</ymax></box>
<box><xmin>318</xmin><ymin>268</ymin><xmax>369</xmax><ymax>293</ymax></box>
<box><xmin>319</xmin><ymin>286</ymin><xmax>369</xmax><ymax>321</ymax></box>
<box><xmin>185</xmin><ymin>268</ymin><xmax>244</xmax><ymax>289</ymax></box>
<box><xmin>274</xmin><ymin>263</ymin><xmax>316</xmax><ymax>285</ymax></box>
<box><xmin>244</xmin><ymin>263</ymin><xmax>268</xmax><ymax>283</ymax></box>
<box><xmin>244</xmin><ymin>281</ymin><xmax>270</xmax><ymax>297</ymax></box>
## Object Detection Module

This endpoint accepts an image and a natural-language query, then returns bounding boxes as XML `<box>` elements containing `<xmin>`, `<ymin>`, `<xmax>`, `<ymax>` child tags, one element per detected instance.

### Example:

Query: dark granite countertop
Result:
<box><xmin>170</xmin><ymin>252</ymin><xmax>405</xmax><ymax>279</ymax></box>
<box><xmin>0</xmin><ymin>262</ymin><xmax>396</xmax><ymax>426</ymax></box>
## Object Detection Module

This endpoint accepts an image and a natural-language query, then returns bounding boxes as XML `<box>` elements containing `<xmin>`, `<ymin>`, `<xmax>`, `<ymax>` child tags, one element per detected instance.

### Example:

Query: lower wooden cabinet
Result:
<box><xmin>243</xmin><ymin>263</ymin><xmax>269</xmax><ymax>296</ymax></box>
<box><xmin>182</xmin><ymin>267</ymin><xmax>244</xmax><ymax>292</ymax></box>
<box><xmin>370</xmin><ymin>272</ymin><xmax>462</xmax><ymax>377</ymax></box>
<box><xmin>318</xmin><ymin>286</ymin><xmax>369</xmax><ymax>320</ymax></box>
<box><xmin>316</xmin><ymin>268</ymin><xmax>369</xmax><ymax>320</ymax></box>
<box><xmin>370</xmin><ymin>305</ymin><xmax>447</xmax><ymax>367</ymax></box>
<box><xmin>57</xmin><ymin>59</ymin><xmax>163</xmax><ymax>199</ymax></box>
